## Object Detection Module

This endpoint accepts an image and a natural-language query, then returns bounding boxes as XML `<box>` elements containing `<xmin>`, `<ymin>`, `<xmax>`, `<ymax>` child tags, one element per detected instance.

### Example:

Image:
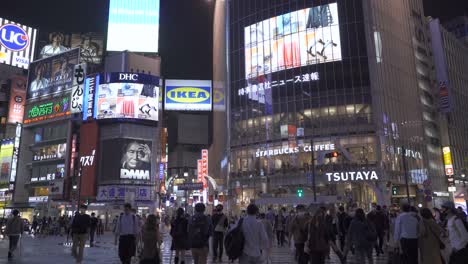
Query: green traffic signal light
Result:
<box><xmin>297</xmin><ymin>188</ymin><xmax>303</xmax><ymax>197</ymax></box>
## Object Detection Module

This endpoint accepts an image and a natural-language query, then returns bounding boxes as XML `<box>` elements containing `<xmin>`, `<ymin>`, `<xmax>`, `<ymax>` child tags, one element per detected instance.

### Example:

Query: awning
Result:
<box><xmin>254</xmin><ymin>195</ymin><xmax>337</xmax><ymax>205</ymax></box>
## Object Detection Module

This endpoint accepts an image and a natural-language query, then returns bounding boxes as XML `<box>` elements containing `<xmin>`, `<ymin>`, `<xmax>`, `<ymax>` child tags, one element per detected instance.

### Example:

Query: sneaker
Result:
<box><xmin>7</xmin><ymin>252</ymin><xmax>12</xmax><ymax>259</ymax></box>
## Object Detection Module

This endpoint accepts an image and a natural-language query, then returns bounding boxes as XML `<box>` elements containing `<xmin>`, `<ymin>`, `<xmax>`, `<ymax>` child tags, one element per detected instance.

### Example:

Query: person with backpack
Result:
<box><xmin>188</xmin><ymin>203</ymin><xmax>212</xmax><ymax>264</ymax></box>
<box><xmin>289</xmin><ymin>204</ymin><xmax>311</xmax><ymax>264</ymax></box>
<box><xmin>441</xmin><ymin>201</ymin><xmax>468</xmax><ymax>264</ymax></box>
<box><xmin>170</xmin><ymin>208</ymin><xmax>189</xmax><ymax>264</ymax></box>
<box><xmin>345</xmin><ymin>208</ymin><xmax>376</xmax><ymax>263</ymax></box>
<box><xmin>211</xmin><ymin>204</ymin><xmax>228</xmax><ymax>262</ymax></box>
<box><xmin>71</xmin><ymin>205</ymin><xmax>91</xmax><ymax>264</ymax></box>
<box><xmin>116</xmin><ymin>203</ymin><xmax>139</xmax><ymax>264</ymax></box>
<box><xmin>239</xmin><ymin>204</ymin><xmax>268</xmax><ymax>264</ymax></box>
<box><xmin>5</xmin><ymin>209</ymin><xmax>24</xmax><ymax>259</ymax></box>
<box><xmin>274</xmin><ymin>208</ymin><xmax>286</xmax><ymax>247</ymax></box>
<box><xmin>394</xmin><ymin>203</ymin><xmax>419</xmax><ymax>264</ymax></box>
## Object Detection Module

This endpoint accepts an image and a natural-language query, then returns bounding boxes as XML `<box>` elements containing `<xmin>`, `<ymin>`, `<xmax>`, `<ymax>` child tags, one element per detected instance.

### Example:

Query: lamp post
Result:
<box><xmin>310</xmin><ymin>138</ymin><xmax>317</xmax><ymax>202</ymax></box>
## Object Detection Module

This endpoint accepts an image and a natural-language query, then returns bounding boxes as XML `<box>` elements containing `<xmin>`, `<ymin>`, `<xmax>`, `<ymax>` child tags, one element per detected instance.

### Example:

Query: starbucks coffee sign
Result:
<box><xmin>326</xmin><ymin>170</ymin><xmax>379</xmax><ymax>182</ymax></box>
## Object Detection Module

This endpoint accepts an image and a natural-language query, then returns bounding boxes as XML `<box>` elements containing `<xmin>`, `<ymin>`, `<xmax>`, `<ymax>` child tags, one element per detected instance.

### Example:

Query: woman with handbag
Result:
<box><xmin>140</xmin><ymin>214</ymin><xmax>162</xmax><ymax>264</ymax></box>
<box><xmin>418</xmin><ymin>208</ymin><xmax>446</xmax><ymax>264</ymax></box>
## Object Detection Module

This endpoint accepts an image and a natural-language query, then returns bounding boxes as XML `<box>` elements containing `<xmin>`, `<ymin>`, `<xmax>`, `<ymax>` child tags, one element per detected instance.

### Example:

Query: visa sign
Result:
<box><xmin>165</xmin><ymin>80</ymin><xmax>212</xmax><ymax>111</ymax></box>
<box><xmin>0</xmin><ymin>24</ymin><xmax>29</xmax><ymax>51</ymax></box>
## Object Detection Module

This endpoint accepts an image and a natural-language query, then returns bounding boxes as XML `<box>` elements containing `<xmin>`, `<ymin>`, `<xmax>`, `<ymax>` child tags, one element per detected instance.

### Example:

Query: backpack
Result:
<box><xmin>189</xmin><ymin>215</ymin><xmax>210</xmax><ymax>248</ymax></box>
<box><xmin>72</xmin><ymin>214</ymin><xmax>90</xmax><ymax>234</ymax></box>
<box><xmin>224</xmin><ymin>218</ymin><xmax>245</xmax><ymax>261</ymax></box>
<box><xmin>171</xmin><ymin>218</ymin><xmax>187</xmax><ymax>238</ymax></box>
<box><xmin>364</xmin><ymin>221</ymin><xmax>377</xmax><ymax>242</ymax></box>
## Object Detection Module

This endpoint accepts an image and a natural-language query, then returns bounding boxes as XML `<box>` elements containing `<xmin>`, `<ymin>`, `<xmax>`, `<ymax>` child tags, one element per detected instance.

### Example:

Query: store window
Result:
<box><xmin>33</xmin><ymin>123</ymin><xmax>68</xmax><ymax>143</ymax></box>
<box><xmin>31</xmin><ymin>164</ymin><xmax>65</xmax><ymax>182</ymax></box>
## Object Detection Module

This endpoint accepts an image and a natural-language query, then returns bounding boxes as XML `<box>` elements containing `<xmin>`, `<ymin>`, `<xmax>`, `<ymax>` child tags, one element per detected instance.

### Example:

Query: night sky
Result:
<box><xmin>0</xmin><ymin>0</ymin><xmax>464</xmax><ymax>80</ymax></box>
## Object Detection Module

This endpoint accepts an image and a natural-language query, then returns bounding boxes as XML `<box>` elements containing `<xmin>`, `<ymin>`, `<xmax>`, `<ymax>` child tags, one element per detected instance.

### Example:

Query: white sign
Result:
<box><xmin>71</xmin><ymin>63</ymin><xmax>87</xmax><ymax>114</ymax></box>
<box><xmin>28</xmin><ymin>196</ymin><xmax>48</xmax><ymax>202</ymax></box>
<box><xmin>80</xmin><ymin>149</ymin><xmax>95</xmax><ymax>167</ymax></box>
<box><xmin>97</xmin><ymin>185</ymin><xmax>151</xmax><ymax>201</ymax></box>
<box><xmin>0</xmin><ymin>17</ymin><xmax>37</xmax><ymax>69</ymax></box>
<box><xmin>326</xmin><ymin>170</ymin><xmax>379</xmax><ymax>182</ymax></box>
<box><xmin>120</xmin><ymin>169</ymin><xmax>150</xmax><ymax>180</ymax></box>
<box><xmin>255</xmin><ymin>143</ymin><xmax>335</xmax><ymax>158</ymax></box>
<box><xmin>239</xmin><ymin>72</ymin><xmax>319</xmax><ymax>97</ymax></box>
<box><xmin>448</xmin><ymin>186</ymin><xmax>456</xmax><ymax>192</ymax></box>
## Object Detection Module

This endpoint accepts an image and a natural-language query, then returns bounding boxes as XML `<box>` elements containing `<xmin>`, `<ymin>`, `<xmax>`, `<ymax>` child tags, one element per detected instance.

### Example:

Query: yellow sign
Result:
<box><xmin>166</xmin><ymin>87</ymin><xmax>210</xmax><ymax>103</ymax></box>
<box><xmin>443</xmin><ymin>147</ymin><xmax>452</xmax><ymax>166</ymax></box>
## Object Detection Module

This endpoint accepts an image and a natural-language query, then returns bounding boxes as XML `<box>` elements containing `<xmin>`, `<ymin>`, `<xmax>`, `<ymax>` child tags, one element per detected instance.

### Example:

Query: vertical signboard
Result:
<box><xmin>70</xmin><ymin>63</ymin><xmax>87</xmax><ymax>114</ymax></box>
<box><xmin>443</xmin><ymin>146</ymin><xmax>455</xmax><ymax>191</ymax></box>
<box><xmin>82</xmin><ymin>74</ymin><xmax>99</xmax><ymax>120</ymax></box>
<box><xmin>79</xmin><ymin>122</ymin><xmax>99</xmax><ymax>197</ymax></box>
<box><xmin>430</xmin><ymin>19</ymin><xmax>451</xmax><ymax>113</ymax></box>
<box><xmin>201</xmin><ymin>149</ymin><xmax>208</xmax><ymax>189</ymax></box>
<box><xmin>197</xmin><ymin>159</ymin><xmax>203</xmax><ymax>189</ymax></box>
<box><xmin>9</xmin><ymin>123</ymin><xmax>21</xmax><ymax>190</ymax></box>
<box><xmin>7</xmin><ymin>75</ymin><xmax>27</xmax><ymax>123</ymax></box>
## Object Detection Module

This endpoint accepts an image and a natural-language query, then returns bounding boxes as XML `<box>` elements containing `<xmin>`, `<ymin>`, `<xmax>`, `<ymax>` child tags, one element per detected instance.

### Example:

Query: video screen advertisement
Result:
<box><xmin>95</xmin><ymin>72</ymin><xmax>159</xmax><ymax>121</ymax></box>
<box><xmin>107</xmin><ymin>0</ymin><xmax>160</xmax><ymax>53</ymax></box>
<box><xmin>0</xmin><ymin>17</ymin><xmax>37</xmax><ymax>69</ymax></box>
<box><xmin>165</xmin><ymin>79</ymin><xmax>212</xmax><ymax>111</ymax></box>
<box><xmin>244</xmin><ymin>3</ymin><xmax>342</xmax><ymax>80</ymax></box>
<box><xmin>100</xmin><ymin>139</ymin><xmax>152</xmax><ymax>182</ymax></box>
<box><xmin>26</xmin><ymin>48</ymin><xmax>80</xmax><ymax>101</ymax></box>
<box><xmin>79</xmin><ymin>122</ymin><xmax>99</xmax><ymax>197</ymax></box>
<box><xmin>7</xmin><ymin>75</ymin><xmax>27</xmax><ymax>124</ymax></box>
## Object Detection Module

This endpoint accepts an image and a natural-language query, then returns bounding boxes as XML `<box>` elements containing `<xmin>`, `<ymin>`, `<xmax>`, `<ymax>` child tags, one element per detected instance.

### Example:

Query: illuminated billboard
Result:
<box><xmin>27</xmin><ymin>48</ymin><xmax>80</xmax><ymax>100</ymax></box>
<box><xmin>244</xmin><ymin>3</ymin><xmax>341</xmax><ymax>80</ymax></box>
<box><xmin>95</xmin><ymin>72</ymin><xmax>159</xmax><ymax>121</ymax></box>
<box><xmin>0</xmin><ymin>17</ymin><xmax>37</xmax><ymax>69</ymax></box>
<box><xmin>107</xmin><ymin>0</ymin><xmax>160</xmax><ymax>53</ymax></box>
<box><xmin>24</xmin><ymin>96</ymin><xmax>70</xmax><ymax>125</ymax></box>
<box><xmin>165</xmin><ymin>79</ymin><xmax>212</xmax><ymax>111</ymax></box>
<box><xmin>7</xmin><ymin>75</ymin><xmax>27</xmax><ymax>124</ymax></box>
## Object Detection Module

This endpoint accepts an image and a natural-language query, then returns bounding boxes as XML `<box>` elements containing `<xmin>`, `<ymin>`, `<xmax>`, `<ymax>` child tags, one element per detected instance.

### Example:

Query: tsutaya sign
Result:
<box><xmin>326</xmin><ymin>170</ymin><xmax>379</xmax><ymax>182</ymax></box>
<box><xmin>255</xmin><ymin>143</ymin><xmax>335</xmax><ymax>158</ymax></box>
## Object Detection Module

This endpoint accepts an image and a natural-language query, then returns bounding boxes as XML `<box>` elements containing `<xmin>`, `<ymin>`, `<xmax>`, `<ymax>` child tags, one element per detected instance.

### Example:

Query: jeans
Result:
<box><xmin>119</xmin><ymin>235</ymin><xmax>136</xmax><ymax>264</ymax></box>
<box><xmin>276</xmin><ymin>230</ymin><xmax>285</xmax><ymax>246</ymax></box>
<box><xmin>239</xmin><ymin>254</ymin><xmax>263</xmax><ymax>264</ymax></box>
<box><xmin>90</xmin><ymin>228</ymin><xmax>96</xmax><ymax>246</ymax></box>
<box><xmin>375</xmin><ymin>231</ymin><xmax>385</xmax><ymax>253</ymax></box>
<box><xmin>309</xmin><ymin>250</ymin><xmax>327</xmax><ymax>264</ymax></box>
<box><xmin>355</xmin><ymin>248</ymin><xmax>373</xmax><ymax>264</ymax></box>
<box><xmin>8</xmin><ymin>235</ymin><xmax>20</xmax><ymax>254</ymax></box>
<box><xmin>212</xmin><ymin>231</ymin><xmax>224</xmax><ymax>259</ymax></box>
<box><xmin>400</xmin><ymin>238</ymin><xmax>418</xmax><ymax>264</ymax></box>
<box><xmin>295</xmin><ymin>243</ymin><xmax>309</xmax><ymax>264</ymax></box>
<box><xmin>191</xmin><ymin>247</ymin><xmax>208</xmax><ymax>264</ymax></box>
<box><xmin>72</xmin><ymin>233</ymin><xmax>88</xmax><ymax>263</ymax></box>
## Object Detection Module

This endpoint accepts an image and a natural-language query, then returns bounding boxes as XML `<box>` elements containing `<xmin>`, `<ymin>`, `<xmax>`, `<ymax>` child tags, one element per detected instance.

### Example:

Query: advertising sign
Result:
<box><xmin>79</xmin><ymin>122</ymin><xmax>99</xmax><ymax>197</ymax></box>
<box><xmin>326</xmin><ymin>170</ymin><xmax>379</xmax><ymax>182</ymax></box>
<box><xmin>83</xmin><ymin>74</ymin><xmax>99</xmax><ymax>120</ymax></box>
<box><xmin>100</xmin><ymin>139</ymin><xmax>152</xmax><ymax>181</ymax></box>
<box><xmin>201</xmin><ymin>149</ymin><xmax>208</xmax><ymax>189</ymax></box>
<box><xmin>7</xmin><ymin>75</ymin><xmax>27</xmax><ymax>123</ymax></box>
<box><xmin>49</xmin><ymin>180</ymin><xmax>64</xmax><ymax>195</ymax></box>
<box><xmin>107</xmin><ymin>0</ymin><xmax>160</xmax><ymax>53</ymax></box>
<box><xmin>24</xmin><ymin>96</ymin><xmax>70</xmax><ymax>124</ymax></box>
<box><xmin>443</xmin><ymin>146</ymin><xmax>454</xmax><ymax>176</ymax></box>
<box><xmin>177</xmin><ymin>182</ymin><xmax>203</xmax><ymax>191</ymax></box>
<box><xmin>27</xmin><ymin>48</ymin><xmax>80</xmax><ymax>100</ymax></box>
<box><xmin>97</xmin><ymin>185</ymin><xmax>152</xmax><ymax>201</ymax></box>
<box><xmin>70</xmin><ymin>63</ymin><xmax>87</xmax><ymax>114</ymax></box>
<box><xmin>32</xmin><ymin>143</ymin><xmax>66</xmax><ymax>161</ymax></box>
<box><xmin>0</xmin><ymin>139</ymin><xmax>13</xmax><ymax>181</ymax></box>
<box><xmin>0</xmin><ymin>17</ymin><xmax>37</xmax><ymax>69</ymax></box>
<box><xmin>9</xmin><ymin>123</ymin><xmax>21</xmax><ymax>186</ymax></box>
<box><xmin>165</xmin><ymin>79</ymin><xmax>212</xmax><ymax>111</ymax></box>
<box><xmin>244</xmin><ymin>3</ymin><xmax>341</xmax><ymax>80</ymax></box>
<box><xmin>95</xmin><ymin>73</ymin><xmax>159</xmax><ymax>121</ymax></box>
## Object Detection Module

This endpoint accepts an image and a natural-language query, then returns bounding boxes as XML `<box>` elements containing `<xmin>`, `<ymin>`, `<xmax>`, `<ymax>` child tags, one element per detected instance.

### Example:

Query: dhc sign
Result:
<box><xmin>165</xmin><ymin>79</ymin><xmax>212</xmax><ymax>111</ymax></box>
<box><xmin>326</xmin><ymin>170</ymin><xmax>379</xmax><ymax>182</ymax></box>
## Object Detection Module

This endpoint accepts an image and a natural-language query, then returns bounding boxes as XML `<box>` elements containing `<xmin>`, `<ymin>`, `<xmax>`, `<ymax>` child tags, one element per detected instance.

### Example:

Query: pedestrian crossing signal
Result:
<box><xmin>297</xmin><ymin>188</ymin><xmax>303</xmax><ymax>198</ymax></box>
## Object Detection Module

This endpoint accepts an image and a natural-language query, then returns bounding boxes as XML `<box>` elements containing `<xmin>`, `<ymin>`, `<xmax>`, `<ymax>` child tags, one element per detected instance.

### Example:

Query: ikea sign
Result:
<box><xmin>165</xmin><ymin>80</ymin><xmax>212</xmax><ymax>111</ymax></box>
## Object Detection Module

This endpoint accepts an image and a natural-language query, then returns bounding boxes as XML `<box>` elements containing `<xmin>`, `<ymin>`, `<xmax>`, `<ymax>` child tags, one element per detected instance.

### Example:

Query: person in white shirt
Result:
<box><xmin>441</xmin><ymin>201</ymin><xmax>468</xmax><ymax>263</ymax></box>
<box><xmin>30</xmin><ymin>63</ymin><xmax>49</xmax><ymax>97</ymax></box>
<box><xmin>115</xmin><ymin>203</ymin><xmax>139</xmax><ymax>264</ymax></box>
<box><xmin>394</xmin><ymin>204</ymin><xmax>419</xmax><ymax>264</ymax></box>
<box><xmin>40</xmin><ymin>32</ymin><xmax>69</xmax><ymax>58</ymax></box>
<box><xmin>240</xmin><ymin>204</ymin><xmax>269</xmax><ymax>264</ymax></box>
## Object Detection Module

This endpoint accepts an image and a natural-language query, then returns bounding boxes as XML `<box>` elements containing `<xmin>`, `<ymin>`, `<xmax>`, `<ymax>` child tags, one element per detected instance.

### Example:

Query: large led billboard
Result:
<box><xmin>165</xmin><ymin>79</ymin><xmax>212</xmax><ymax>111</ymax></box>
<box><xmin>107</xmin><ymin>0</ymin><xmax>160</xmax><ymax>53</ymax></box>
<box><xmin>244</xmin><ymin>3</ymin><xmax>341</xmax><ymax>80</ymax></box>
<box><xmin>95</xmin><ymin>72</ymin><xmax>159</xmax><ymax>121</ymax></box>
<box><xmin>7</xmin><ymin>75</ymin><xmax>27</xmax><ymax>124</ymax></box>
<box><xmin>27</xmin><ymin>48</ymin><xmax>80</xmax><ymax>100</ymax></box>
<box><xmin>0</xmin><ymin>17</ymin><xmax>37</xmax><ymax>69</ymax></box>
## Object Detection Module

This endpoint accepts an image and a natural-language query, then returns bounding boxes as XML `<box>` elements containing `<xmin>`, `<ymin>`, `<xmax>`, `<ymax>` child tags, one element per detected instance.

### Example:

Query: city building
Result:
<box><xmin>227</xmin><ymin>0</ymin><xmax>447</xmax><ymax>211</ymax></box>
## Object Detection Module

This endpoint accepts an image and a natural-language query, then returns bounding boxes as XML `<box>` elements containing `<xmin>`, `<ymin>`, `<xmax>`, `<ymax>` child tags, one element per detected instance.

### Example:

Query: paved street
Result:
<box><xmin>0</xmin><ymin>229</ymin><xmax>390</xmax><ymax>263</ymax></box>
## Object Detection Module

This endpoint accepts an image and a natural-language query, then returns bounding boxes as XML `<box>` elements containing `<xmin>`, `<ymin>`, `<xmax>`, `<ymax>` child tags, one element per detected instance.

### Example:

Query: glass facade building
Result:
<box><xmin>228</xmin><ymin>0</ymin><xmax>446</xmax><ymax>208</ymax></box>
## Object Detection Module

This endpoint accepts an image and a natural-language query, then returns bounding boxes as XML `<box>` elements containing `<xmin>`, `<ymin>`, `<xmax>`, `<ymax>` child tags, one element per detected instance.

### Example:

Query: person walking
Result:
<box><xmin>116</xmin><ymin>203</ymin><xmax>139</xmax><ymax>264</ymax></box>
<box><xmin>259</xmin><ymin>213</ymin><xmax>274</xmax><ymax>263</ymax></box>
<box><xmin>289</xmin><ymin>204</ymin><xmax>311</xmax><ymax>264</ymax></box>
<box><xmin>5</xmin><ymin>209</ymin><xmax>24</xmax><ymax>259</ymax></box>
<box><xmin>239</xmin><ymin>204</ymin><xmax>269</xmax><ymax>264</ymax></box>
<box><xmin>367</xmin><ymin>205</ymin><xmax>388</xmax><ymax>256</ymax></box>
<box><xmin>337</xmin><ymin>206</ymin><xmax>351</xmax><ymax>251</ymax></box>
<box><xmin>212</xmin><ymin>204</ymin><xmax>228</xmax><ymax>262</ymax></box>
<box><xmin>418</xmin><ymin>208</ymin><xmax>445</xmax><ymax>264</ymax></box>
<box><xmin>306</xmin><ymin>208</ymin><xmax>330</xmax><ymax>264</ymax></box>
<box><xmin>170</xmin><ymin>208</ymin><xmax>189</xmax><ymax>264</ymax></box>
<box><xmin>394</xmin><ymin>203</ymin><xmax>419</xmax><ymax>264</ymax></box>
<box><xmin>71</xmin><ymin>205</ymin><xmax>91</xmax><ymax>264</ymax></box>
<box><xmin>345</xmin><ymin>208</ymin><xmax>376</xmax><ymax>264</ymax></box>
<box><xmin>441</xmin><ymin>201</ymin><xmax>468</xmax><ymax>264</ymax></box>
<box><xmin>188</xmin><ymin>203</ymin><xmax>212</xmax><ymax>264</ymax></box>
<box><xmin>89</xmin><ymin>213</ymin><xmax>98</xmax><ymax>247</ymax></box>
<box><xmin>140</xmin><ymin>214</ymin><xmax>162</xmax><ymax>264</ymax></box>
<box><xmin>274</xmin><ymin>208</ymin><xmax>286</xmax><ymax>247</ymax></box>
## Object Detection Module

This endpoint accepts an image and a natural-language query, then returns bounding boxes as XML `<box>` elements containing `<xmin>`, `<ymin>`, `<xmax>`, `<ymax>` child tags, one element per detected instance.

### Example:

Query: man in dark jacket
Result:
<box><xmin>367</xmin><ymin>205</ymin><xmax>388</xmax><ymax>255</ymax></box>
<box><xmin>5</xmin><ymin>209</ymin><xmax>23</xmax><ymax>259</ymax></box>
<box><xmin>337</xmin><ymin>206</ymin><xmax>351</xmax><ymax>251</ymax></box>
<box><xmin>211</xmin><ymin>204</ymin><xmax>228</xmax><ymax>262</ymax></box>
<box><xmin>188</xmin><ymin>203</ymin><xmax>212</xmax><ymax>264</ymax></box>
<box><xmin>289</xmin><ymin>204</ymin><xmax>311</xmax><ymax>264</ymax></box>
<box><xmin>89</xmin><ymin>213</ymin><xmax>98</xmax><ymax>247</ymax></box>
<box><xmin>71</xmin><ymin>205</ymin><xmax>91</xmax><ymax>264</ymax></box>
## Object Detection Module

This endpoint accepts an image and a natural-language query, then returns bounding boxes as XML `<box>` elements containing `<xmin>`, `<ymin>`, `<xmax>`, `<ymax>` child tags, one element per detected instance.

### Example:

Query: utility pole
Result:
<box><xmin>310</xmin><ymin>138</ymin><xmax>317</xmax><ymax>202</ymax></box>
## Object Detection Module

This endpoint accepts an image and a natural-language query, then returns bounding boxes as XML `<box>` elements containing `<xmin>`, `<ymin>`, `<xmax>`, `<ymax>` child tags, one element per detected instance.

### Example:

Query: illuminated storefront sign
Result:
<box><xmin>24</xmin><ymin>97</ymin><xmax>70</xmax><ymax>124</ymax></box>
<box><xmin>238</xmin><ymin>72</ymin><xmax>319</xmax><ymax>96</ymax></box>
<box><xmin>0</xmin><ymin>17</ymin><xmax>37</xmax><ymax>69</ymax></box>
<box><xmin>443</xmin><ymin>147</ymin><xmax>454</xmax><ymax>175</ymax></box>
<box><xmin>255</xmin><ymin>143</ymin><xmax>335</xmax><ymax>157</ymax></box>
<box><xmin>386</xmin><ymin>146</ymin><xmax>423</xmax><ymax>160</ymax></box>
<box><xmin>326</xmin><ymin>170</ymin><xmax>379</xmax><ymax>182</ymax></box>
<box><xmin>201</xmin><ymin>149</ymin><xmax>208</xmax><ymax>189</ymax></box>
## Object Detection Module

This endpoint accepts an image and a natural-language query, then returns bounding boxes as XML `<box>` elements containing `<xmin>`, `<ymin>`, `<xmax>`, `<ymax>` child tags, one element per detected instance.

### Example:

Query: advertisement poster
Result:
<box><xmin>7</xmin><ymin>75</ymin><xmax>27</xmax><ymax>123</ymax></box>
<box><xmin>0</xmin><ymin>17</ymin><xmax>37</xmax><ymax>69</ymax></box>
<box><xmin>0</xmin><ymin>140</ymin><xmax>13</xmax><ymax>181</ymax></box>
<box><xmin>27</xmin><ymin>48</ymin><xmax>80</xmax><ymax>100</ymax></box>
<box><xmin>244</xmin><ymin>3</ymin><xmax>341</xmax><ymax>80</ymax></box>
<box><xmin>100</xmin><ymin>139</ymin><xmax>152</xmax><ymax>181</ymax></box>
<box><xmin>165</xmin><ymin>79</ymin><xmax>212</xmax><ymax>111</ymax></box>
<box><xmin>79</xmin><ymin>122</ymin><xmax>98</xmax><ymax>197</ymax></box>
<box><xmin>24</xmin><ymin>96</ymin><xmax>70</xmax><ymax>124</ymax></box>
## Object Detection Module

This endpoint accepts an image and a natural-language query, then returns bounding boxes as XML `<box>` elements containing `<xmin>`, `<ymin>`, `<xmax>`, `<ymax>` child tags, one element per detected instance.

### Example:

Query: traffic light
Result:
<box><xmin>392</xmin><ymin>186</ymin><xmax>398</xmax><ymax>195</ymax></box>
<box><xmin>325</xmin><ymin>152</ymin><xmax>339</xmax><ymax>158</ymax></box>
<box><xmin>297</xmin><ymin>188</ymin><xmax>303</xmax><ymax>198</ymax></box>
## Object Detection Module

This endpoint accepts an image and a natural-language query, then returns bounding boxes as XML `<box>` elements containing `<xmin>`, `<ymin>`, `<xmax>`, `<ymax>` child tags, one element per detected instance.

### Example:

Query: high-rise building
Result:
<box><xmin>226</xmin><ymin>0</ymin><xmax>446</xmax><ymax>210</ymax></box>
